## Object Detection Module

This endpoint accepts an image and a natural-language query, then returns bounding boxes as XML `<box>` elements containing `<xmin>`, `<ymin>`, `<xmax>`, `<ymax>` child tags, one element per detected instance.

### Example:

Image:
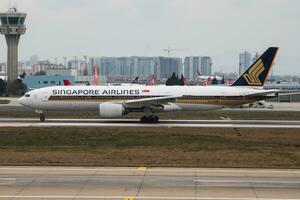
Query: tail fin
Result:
<box><xmin>231</xmin><ymin>47</ymin><xmax>279</xmax><ymax>87</ymax></box>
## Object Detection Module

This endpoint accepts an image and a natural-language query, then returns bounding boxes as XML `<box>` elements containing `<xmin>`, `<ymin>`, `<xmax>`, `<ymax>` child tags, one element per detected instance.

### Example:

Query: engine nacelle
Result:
<box><xmin>161</xmin><ymin>103</ymin><xmax>181</xmax><ymax>112</ymax></box>
<box><xmin>99</xmin><ymin>102</ymin><xmax>126</xmax><ymax>118</ymax></box>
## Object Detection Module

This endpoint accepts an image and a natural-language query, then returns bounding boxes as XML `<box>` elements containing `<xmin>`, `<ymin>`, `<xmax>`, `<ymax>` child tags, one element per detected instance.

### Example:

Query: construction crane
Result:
<box><xmin>162</xmin><ymin>47</ymin><xmax>189</xmax><ymax>56</ymax></box>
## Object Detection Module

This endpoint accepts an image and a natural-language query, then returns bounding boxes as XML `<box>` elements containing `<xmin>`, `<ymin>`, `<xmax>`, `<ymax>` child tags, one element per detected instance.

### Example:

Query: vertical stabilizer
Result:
<box><xmin>231</xmin><ymin>47</ymin><xmax>279</xmax><ymax>87</ymax></box>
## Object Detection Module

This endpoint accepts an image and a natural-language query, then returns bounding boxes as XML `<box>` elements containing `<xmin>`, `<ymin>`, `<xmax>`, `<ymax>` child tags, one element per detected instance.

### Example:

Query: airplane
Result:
<box><xmin>196</xmin><ymin>68</ymin><xmax>223</xmax><ymax>82</ymax></box>
<box><xmin>18</xmin><ymin>47</ymin><xmax>279</xmax><ymax>123</ymax></box>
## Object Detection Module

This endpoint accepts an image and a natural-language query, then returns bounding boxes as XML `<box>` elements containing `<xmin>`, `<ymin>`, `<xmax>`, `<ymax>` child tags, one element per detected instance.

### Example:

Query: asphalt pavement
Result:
<box><xmin>0</xmin><ymin>167</ymin><xmax>299</xmax><ymax>199</ymax></box>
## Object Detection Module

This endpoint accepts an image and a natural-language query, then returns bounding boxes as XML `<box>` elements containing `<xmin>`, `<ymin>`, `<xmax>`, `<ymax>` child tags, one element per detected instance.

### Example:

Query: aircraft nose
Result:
<box><xmin>17</xmin><ymin>97</ymin><xmax>26</xmax><ymax>106</ymax></box>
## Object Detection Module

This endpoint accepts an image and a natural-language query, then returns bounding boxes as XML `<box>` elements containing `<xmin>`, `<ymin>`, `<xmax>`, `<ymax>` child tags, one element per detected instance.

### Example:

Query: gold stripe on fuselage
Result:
<box><xmin>176</xmin><ymin>99</ymin><xmax>255</xmax><ymax>106</ymax></box>
<box><xmin>48</xmin><ymin>97</ymin><xmax>262</xmax><ymax>106</ymax></box>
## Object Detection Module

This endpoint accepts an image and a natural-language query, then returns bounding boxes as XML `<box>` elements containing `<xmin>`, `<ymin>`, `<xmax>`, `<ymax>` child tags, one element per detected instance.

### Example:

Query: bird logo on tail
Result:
<box><xmin>243</xmin><ymin>59</ymin><xmax>265</xmax><ymax>86</ymax></box>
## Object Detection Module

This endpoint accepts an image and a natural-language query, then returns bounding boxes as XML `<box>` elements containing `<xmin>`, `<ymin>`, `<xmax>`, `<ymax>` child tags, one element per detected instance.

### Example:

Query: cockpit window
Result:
<box><xmin>25</xmin><ymin>94</ymin><xmax>30</xmax><ymax>97</ymax></box>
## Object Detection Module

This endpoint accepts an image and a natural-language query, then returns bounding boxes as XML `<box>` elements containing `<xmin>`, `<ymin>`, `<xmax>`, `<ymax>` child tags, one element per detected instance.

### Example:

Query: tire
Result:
<box><xmin>140</xmin><ymin>116</ymin><xmax>147</xmax><ymax>123</ymax></box>
<box><xmin>152</xmin><ymin>116</ymin><xmax>159</xmax><ymax>123</ymax></box>
<box><xmin>40</xmin><ymin>116</ymin><xmax>45</xmax><ymax>122</ymax></box>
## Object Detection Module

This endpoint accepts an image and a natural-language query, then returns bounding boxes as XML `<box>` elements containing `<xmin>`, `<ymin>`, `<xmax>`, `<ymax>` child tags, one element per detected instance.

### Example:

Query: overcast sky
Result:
<box><xmin>0</xmin><ymin>0</ymin><xmax>299</xmax><ymax>75</ymax></box>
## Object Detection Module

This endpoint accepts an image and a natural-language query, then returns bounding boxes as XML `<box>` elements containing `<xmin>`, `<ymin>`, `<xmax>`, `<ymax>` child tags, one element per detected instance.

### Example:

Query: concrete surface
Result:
<box><xmin>0</xmin><ymin>167</ymin><xmax>299</xmax><ymax>199</ymax></box>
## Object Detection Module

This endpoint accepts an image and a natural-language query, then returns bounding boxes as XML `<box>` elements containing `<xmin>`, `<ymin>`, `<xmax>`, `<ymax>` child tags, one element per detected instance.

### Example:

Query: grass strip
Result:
<box><xmin>0</xmin><ymin>127</ymin><xmax>299</xmax><ymax>168</ymax></box>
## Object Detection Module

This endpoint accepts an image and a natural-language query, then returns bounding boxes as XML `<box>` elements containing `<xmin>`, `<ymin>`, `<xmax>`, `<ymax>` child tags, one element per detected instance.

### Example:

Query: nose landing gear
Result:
<box><xmin>39</xmin><ymin>114</ymin><xmax>45</xmax><ymax>122</ymax></box>
<box><xmin>35</xmin><ymin>109</ymin><xmax>46</xmax><ymax>122</ymax></box>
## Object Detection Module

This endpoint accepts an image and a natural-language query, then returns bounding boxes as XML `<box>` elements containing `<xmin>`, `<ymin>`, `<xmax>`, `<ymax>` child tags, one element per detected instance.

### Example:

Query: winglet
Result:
<box><xmin>231</xmin><ymin>47</ymin><xmax>279</xmax><ymax>87</ymax></box>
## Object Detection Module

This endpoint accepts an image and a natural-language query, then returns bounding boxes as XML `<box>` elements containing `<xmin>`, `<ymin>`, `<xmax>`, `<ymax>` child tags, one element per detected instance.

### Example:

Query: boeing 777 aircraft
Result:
<box><xmin>18</xmin><ymin>47</ymin><xmax>279</xmax><ymax>123</ymax></box>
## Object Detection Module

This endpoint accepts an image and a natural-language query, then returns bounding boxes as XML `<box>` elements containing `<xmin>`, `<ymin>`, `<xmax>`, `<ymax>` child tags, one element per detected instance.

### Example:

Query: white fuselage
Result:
<box><xmin>18</xmin><ymin>85</ymin><xmax>275</xmax><ymax>113</ymax></box>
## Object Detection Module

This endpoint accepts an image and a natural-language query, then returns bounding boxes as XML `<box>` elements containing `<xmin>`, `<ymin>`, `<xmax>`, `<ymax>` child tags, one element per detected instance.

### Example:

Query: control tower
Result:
<box><xmin>0</xmin><ymin>7</ymin><xmax>26</xmax><ymax>83</ymax></box>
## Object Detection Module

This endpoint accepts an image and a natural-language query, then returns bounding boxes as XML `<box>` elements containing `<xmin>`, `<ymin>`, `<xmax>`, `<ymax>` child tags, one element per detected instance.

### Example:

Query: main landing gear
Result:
<box><xmin>140</xmin><ymin>115</ymin><xmax>159</xmax><ymax>123</ymax></box>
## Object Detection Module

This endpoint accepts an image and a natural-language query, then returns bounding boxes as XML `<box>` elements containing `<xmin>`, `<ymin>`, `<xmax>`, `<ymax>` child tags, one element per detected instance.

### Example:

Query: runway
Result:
<box><xmin>1</xmin><ymin>118</ymin><xmax>300</xmax><ymax>128</ymax></box>
<box><xmin>2</xmin><ymin>101</ymin><xmax>300</xmax><ymax>112</ymax></box>
<box><xmin>0</xmin><ymin>167</ymin><xmax>299</xmax><ymax>200</ymax></box>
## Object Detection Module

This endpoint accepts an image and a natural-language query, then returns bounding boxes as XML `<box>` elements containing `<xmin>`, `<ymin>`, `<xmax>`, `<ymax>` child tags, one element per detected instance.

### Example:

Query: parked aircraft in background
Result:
<box><xmin>197</xmin><ymin>68</ymin><xmax>222</xmax><ymax>82</ymax></box>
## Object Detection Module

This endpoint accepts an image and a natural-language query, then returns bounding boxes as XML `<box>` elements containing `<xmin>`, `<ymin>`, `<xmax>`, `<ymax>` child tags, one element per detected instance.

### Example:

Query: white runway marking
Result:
<box><xmin>0</xmin><ymin>166</ymin><xmax>297</xmax><ymax>173</ymax></box>
<box><xmin>0</xmin><ymin>178</ymin><xmax>16</xmax><ymax>181</ymax></box>
<box><xmin>193</xmin><ymin>179</ymin><xmax>300</xmax><ymax>184</ymax></box>
<box><xmin>1</xmin><ymin>118</ymin><xmax>300</xmax><ymax>128</ymax></box>
<box><xmin>0</xmin><ymin>178</ymin><xmax>16</xmax><ymax>185</ymax></box>
<box><xmin>0</xmin><ymin>196</ymin><xmax>298</xmax><ymax>200</ymax></box>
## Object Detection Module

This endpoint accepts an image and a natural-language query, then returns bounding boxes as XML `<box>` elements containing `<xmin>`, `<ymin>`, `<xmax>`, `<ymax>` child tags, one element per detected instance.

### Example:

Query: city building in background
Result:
<box><xmin>75</xmin><ymin>75</ymin><xmax>106</xmax><ymax>86</ymax></box>
<box><xmin>0</xmin><ymin>7</ymin><xmax>26</xmax><ymax>84</ymax></box>
<box><xmin>45</xmin><ymin>67</ymin><xmax>77</xmax><ymax>77</ymax></box>
<box><xmin>239</xmin><ymin>51</ymin><xmax>252</xmax><ymax>74</ymax></box>
<box><xmin>67</xmin><ymin>58</ymin><xmax>86</xmax><ymax>76</ymax></box>
<box><xmin>201</xmin><ymin>57</ymin><xmax>212</xmax><ymax>76</ymax></box>
<box><xmin>184</xmin><ymin>56</ymin><xmax>201</xmax><ymax>80</ymax></box>
<box><xmin>89</xmin><ymin>56</ymin><xmax>182</xmax><ymax>81</ymax></box>
<box><xmin>31</xmin><ymin>60</ymin><xmax>54</xmax><ymax>75</ymax></box>
<box><xmin>0</xmin><ymin>63</ymin><xmax>7</xmax><ymax>74</ymax></box>
<box><xmin>184</xmin><ymin>56</ymin><xmax>213</xmax><ymax>80</ymax></box>
<box><xmin>252</xmin><ymin>52</ymin><xmax>260</xmax><ymax>63</ymax></box>
<box><xmin>132</xmin><ymin>57</ymin><xmax>155</xmax><ymax>80</ymax></box>
<box><xmin>2</xmin><ymin>44</ymin><xmax>298</xmax><ymax>89</ymax></box>
<box><xmin>22</xmin><ymin>75</ymin><xmax>75</xmax><ymax>89</ymax></box>
<box><xmin>29</xmin><ymin>55</ymin><xmax>39</xmax><ymax>66</ymax></box>
<box><xmin>155</xmin><ymin>57</ymin><xmax>182</xmax><ymax>80</ymax></box>
<box><xmin>0</xmin><ymin>63</ymin><xmax>7</xmax><ymax>81</ymax></box>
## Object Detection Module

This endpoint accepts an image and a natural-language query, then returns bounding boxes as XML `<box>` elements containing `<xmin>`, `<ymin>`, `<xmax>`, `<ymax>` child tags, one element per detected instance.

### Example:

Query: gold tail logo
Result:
<box><xmin>243</xmin><ymin>59</ymin><xmax>265</xmax><ymax>86</ymax></box>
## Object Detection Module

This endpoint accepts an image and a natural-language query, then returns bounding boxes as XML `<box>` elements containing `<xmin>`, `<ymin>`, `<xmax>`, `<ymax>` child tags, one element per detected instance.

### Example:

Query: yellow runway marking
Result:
<box><xmin>124</xmin><ymin>197</ymin><xmax>135</xmax><ymax>200</ymax></box>
<box><xmin>138</xmin><ymin>166</ymin><xmax>147</xmax><ymax>171</ymax></box>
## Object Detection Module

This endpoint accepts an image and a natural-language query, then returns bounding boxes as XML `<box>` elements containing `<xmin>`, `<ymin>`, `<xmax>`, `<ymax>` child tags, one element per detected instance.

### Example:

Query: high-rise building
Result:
<box><xmin>29</xmin><ymin>55</ymin><xmax>39</xmax><ymax>66</ymax></box>
<box><xmin>252</xmin><ymin>52</ymin><xmax>260</xmax><ymax>63</ymax></box>
<box><xmin>0</xmin><ymin>63</ymin><xmax>6</xmax><ymax>74</ymax></box>
<box><xmin>96</xmin><ymin>57</ymin><xmax>154</xmax><ymax>80</ymax></box>
<box><xmin>155</xmin><ymin>57</ymin><xmax>182</xmax><ymax>80</ymax></box>
<box><xmin>132</xmin><ymin>57</ymin><xmax>155</xmax><ymax>79</ymax></box>
<box><xmin>68</xmin><ymin>59</ymin><xmax>85</xmax><ymax>76</ymax></box>
<box><xmin>89</xmin><ymin>56</ymin><xmax>181</xmax><ymax>81</ymax></box>
<box><xmin>239</xmin><ymin>51</ymin><xmax>252</xmax><ymax>74</ymax></box>
<box><xmin>97</xmin><ymin>57</ymin><xmax>118</xmax><ymax>79</ymax></box>
<box><xmin>117</xmin><ymin>57</ymin><xmax>134</xmax><ymax>79</ymax></box>
<box><xmin>201</xmin><ymin>56</ymin><xmax>212</xmax><ymax>76</ymax></box>
<box><xmin>0</xmin><ymin>7</ymin><xmax>26</xmax><ymax>84</ymax></box>
<box><xmin>184</xmin><ymin>56</ymin><xmax>201</xmax><ymax>80</ymax></box>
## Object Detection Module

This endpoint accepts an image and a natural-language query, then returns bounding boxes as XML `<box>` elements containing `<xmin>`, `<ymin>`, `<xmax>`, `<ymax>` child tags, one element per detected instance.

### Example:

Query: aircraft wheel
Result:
<box><xmin>141</xmin><ymin>116</ymin><xmax>159</xmax><ymax>123</ymax></box>
<box><xmin>40</xmin><ymin>115</ymin><xmax>45</xmax><ymax>122</ymax></box>
<box><xmin>152</xmin><ymin>116</ymin><xmax>159</xmax><ymax>123</ymax></box>
<box><xmin>140</xmin><ymin>116</ymin><xmax>147</xmax><ymax>123</ymax></box>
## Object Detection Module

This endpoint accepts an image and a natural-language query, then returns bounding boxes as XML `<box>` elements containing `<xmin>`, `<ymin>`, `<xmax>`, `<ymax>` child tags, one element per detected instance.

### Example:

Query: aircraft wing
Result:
<box><xmin>245</xmin><ymin>90</ymin><xmax>279</xmax><ymax>97</ymax></box>
<box><xmin>124</xmin><ymin>95</ymin><xmax>182</xmax><ymax>108</ymax></box>
<box><xmin>275</xmin><ymin>91</ymin><xmax>300</xmax><ymax>96</ymax></box>
<box><xmin>246</xmin><ymin>89</ymin><xmax>300</xmax><ymax>97</ymax></box>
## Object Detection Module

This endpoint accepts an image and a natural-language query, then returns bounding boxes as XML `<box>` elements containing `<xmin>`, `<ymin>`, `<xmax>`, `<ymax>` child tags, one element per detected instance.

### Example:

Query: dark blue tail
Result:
<box><xmin>231</xmin><ymin>47</ymin><xmax>279</xmax><ymax>87</ymax></box>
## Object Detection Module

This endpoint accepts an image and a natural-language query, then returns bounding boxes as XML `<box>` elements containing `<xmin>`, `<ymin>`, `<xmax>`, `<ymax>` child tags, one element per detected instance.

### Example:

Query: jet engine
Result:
<box><xmin>99</xmin><ymin>102</ymin><xmax>126</xmax><ymax>117</ymax></box>
<box><xmin>161</xmin><ymin>103</ymin><xmax>181</xmax><ymax>112</ymax></box>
